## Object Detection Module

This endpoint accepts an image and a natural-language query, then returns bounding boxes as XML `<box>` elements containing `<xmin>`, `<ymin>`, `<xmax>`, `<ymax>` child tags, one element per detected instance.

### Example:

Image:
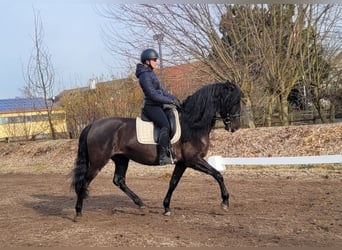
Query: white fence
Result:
<box><xmin>208</xmin><ymin>155</ymin><xmax>342</xmax><ymax>171</ymax></box>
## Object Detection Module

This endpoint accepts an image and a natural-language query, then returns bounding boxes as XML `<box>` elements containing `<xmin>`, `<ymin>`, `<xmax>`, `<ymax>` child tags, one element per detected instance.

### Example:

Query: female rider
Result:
<box><xmin>135</xmin><ymin>48</ymin><xmax>181</xmax><ymax>165</ymax></box>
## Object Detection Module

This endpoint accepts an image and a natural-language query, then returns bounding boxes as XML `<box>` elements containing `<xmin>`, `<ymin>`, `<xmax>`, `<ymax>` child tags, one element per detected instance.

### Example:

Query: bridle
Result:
<box><xmin>214</xmin><ymin>113</ymin><xmax>240</xmax><ymax>122</ymax></box>
<box><xmin>213</xmin><ymin>113</ymin><xmax>240</xmax><ymax>131</ymax></box>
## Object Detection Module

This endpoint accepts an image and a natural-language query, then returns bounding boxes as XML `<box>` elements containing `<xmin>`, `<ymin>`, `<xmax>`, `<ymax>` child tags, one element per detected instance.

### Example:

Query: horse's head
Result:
<box><xmin>219</xmin><ymin>81</ymin><xmax>242</xmax><ymax>132</ymax></box>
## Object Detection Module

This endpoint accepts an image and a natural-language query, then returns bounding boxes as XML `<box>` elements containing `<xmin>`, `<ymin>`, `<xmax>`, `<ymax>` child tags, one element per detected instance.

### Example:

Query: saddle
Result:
<box><xmin>136</xmin><ymin>107</ymin><xmax>181</xmax><ymax>145</ymax></box>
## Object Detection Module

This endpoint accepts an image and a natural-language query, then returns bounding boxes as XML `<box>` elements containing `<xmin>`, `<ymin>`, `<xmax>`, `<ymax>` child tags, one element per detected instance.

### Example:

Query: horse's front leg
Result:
<box><xmin>192</xmin><ymin>158</ymin><xmax>229</xmax><ymax>210</ymax></box>
<box><xmin>163</xmin><ymin>161</ymin><xmax>186</xmax><ymax>216</ymax></box>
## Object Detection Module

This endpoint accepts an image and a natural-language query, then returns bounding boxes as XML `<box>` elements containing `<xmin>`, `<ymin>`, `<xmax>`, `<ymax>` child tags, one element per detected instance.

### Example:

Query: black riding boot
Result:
<box><xmin>158</xmin><ymin>128</ymin><xmax>173</xmax><ymax>165</ymax></box>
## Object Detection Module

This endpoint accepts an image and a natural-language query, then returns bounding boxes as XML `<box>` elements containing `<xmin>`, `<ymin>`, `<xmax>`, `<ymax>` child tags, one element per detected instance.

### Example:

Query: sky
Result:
<box><xmin>0</xmin><ymin>0</ymin><xmax>129</xmax><ymax>99</ymax></box>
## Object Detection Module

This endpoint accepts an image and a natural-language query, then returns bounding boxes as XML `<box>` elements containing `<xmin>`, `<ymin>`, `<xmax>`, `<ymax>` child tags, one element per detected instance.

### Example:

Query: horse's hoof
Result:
<box><xmin>73</xmin><ymin>212</ymin><xmax>82</xmax><ymax>222</ymax></box>
<box><xmin>163</xmin><ymin>211</ymin><xmax>171</xmax><ymax>216</ymax></box>
<box><xmin>139</xmin><ymin>205</ymin><xmax>147</xmax><ymax>212</ymax></box>
<box><xmin>73</xmin><ymin>215</ymin><xmax>81</xmax><ymax>222</ymax></box>
<box><xmin>221</xmin><ymin>203</ymin><xmax>229</xmax><ymax>211</ymax></box>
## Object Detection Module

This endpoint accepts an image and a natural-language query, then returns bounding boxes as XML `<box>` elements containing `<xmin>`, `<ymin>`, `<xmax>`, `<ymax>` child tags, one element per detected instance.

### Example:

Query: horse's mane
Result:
<box><xmin>180</xmin><ymin>81</ymin><xmax>241</xmax><ymax>142</ymax></box>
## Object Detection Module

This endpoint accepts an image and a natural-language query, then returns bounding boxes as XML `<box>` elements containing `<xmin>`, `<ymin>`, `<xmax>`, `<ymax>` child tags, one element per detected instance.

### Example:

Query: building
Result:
<box><xmin>0</xmin><ymin>97</ymin><xmax>67</xmax><ymax>141</ymax></box>
<box><xmin>156</xmin><ymin>61</ymin><xmax>215</xmax><ymax>100</ymax></box>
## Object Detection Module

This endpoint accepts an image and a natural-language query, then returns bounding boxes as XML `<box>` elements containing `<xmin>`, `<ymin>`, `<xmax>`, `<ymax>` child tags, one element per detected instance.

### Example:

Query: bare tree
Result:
<box><xmin>298</xmin><ymin>5</ymin><xmax>342</xmax><ymax>123</ymax></box>
<box><xmin>100</xmin><ymin>4</ymin><xmax>342</xmax><ymax>127</ymax></box>
<box><xmin>99</xmin><ymin>4</ymin><xmax>258</xmax><ymax>127</ymax></box>
<box><xmin>23</xmin><ymin>8</ymin><xmax>56</xmax><ymax>139</ymax></box>
<box><xmin>241</xmin><ymin>4</ymin><xmax>308</xmax><ymax>126</ymax></box>
<box><xmin>99</xmin><ymin>4</ymin><xmax>307</xmax><ymax>127</ymax></box>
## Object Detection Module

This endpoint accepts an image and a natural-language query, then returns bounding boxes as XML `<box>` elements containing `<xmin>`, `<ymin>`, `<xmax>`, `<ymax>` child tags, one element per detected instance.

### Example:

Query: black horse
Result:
<box><xmin>72</xmin><ymin>81</ymin><xmax>242</xmax><ymax>220</ymax></box>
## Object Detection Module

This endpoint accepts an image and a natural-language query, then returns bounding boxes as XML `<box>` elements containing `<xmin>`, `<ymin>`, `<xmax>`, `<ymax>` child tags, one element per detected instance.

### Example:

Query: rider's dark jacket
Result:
<box><xmin>135</xmin><ymin>63</ymin><xmax>176</xmax><ymax>106</ymax></box>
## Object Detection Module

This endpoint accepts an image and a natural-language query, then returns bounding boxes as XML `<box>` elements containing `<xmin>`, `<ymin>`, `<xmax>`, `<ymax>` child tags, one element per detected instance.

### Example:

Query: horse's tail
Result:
<box><xmin>71</xmin><ymin>124</ymin><xmax>92</xmax><ymax>200</ymax></box>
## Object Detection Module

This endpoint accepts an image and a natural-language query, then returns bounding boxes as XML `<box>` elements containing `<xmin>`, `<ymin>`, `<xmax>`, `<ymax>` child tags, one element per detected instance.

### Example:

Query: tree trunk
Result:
<box><xmin>243</xmin><ymin>96</ymin><xmax>255</xmax><ymax>128</ymax></box>
<box><xmin>279</xmin><ymin>93</ymin><xmax>289</xmax><ymax>126</ymax></box>
<box><xmin>266</xmin><ymin>95</ymin><xmax>275</xmax><ymax>127</ymax></box>
<box><xmin>47</xmin><ymin>109</ymin><xmax>56</xmax><ymax>139</ymax></box>
<box><xmin>317</xmin><ymin>105</ymin><xmax>328</xmax><ymax>123</ymax></box>
<box><xmin>329</xmin><ymin>104</ymin><xmax>335</xmax><ymax>123</ymax></box>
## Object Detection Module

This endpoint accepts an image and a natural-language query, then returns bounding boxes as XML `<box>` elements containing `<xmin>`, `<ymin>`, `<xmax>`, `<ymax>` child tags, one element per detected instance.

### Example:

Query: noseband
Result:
<box><xmin>223</xmin><ymin>113</ymin><xmax>240</xmax><ymax>125</ymax></box>
<box><xmin>214</xmin><ymin>113</ymin><xmax>240</xmax><ymax>123</ymax></box>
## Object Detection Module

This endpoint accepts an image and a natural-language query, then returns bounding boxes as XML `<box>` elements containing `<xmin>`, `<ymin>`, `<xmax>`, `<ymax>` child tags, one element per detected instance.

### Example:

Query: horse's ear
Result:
<box><xmin>226</xmin><ymin>80</ymin><xmax>237</xmax><ymax>91</ymax></box>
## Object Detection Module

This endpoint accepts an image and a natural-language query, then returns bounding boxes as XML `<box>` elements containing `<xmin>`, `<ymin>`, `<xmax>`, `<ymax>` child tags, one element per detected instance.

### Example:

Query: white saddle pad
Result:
<box><xmin>136</xmin><ymin>109</ymin><xmax>181</xmax><ymax>145</ymax></box>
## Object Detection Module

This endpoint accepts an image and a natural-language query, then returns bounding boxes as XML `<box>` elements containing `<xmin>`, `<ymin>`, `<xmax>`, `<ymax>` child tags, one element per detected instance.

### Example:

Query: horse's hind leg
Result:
<box><xmin>74</xmin><ymin>166</ymin><xmax>101</xmax><ymax>222</ymax></box>
<box><xmin>112</xmin><ymin>155</ymin><xmax>145</xmax><ymax>208</ymax></box>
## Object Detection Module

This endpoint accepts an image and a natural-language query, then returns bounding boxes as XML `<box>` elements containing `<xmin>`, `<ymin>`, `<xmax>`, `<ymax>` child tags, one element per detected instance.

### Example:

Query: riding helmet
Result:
<box><xmin>140</xmin><ymin>48</ymin><xmax>159</xmax><ymax>63</ymax></box>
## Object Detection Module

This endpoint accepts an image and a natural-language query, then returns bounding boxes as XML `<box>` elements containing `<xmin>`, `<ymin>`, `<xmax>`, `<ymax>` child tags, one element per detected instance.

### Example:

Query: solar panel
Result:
<box><xmin>0</xmin><ymin>98</ymin><xmax>51</xmax><ymax>112</ymax></box>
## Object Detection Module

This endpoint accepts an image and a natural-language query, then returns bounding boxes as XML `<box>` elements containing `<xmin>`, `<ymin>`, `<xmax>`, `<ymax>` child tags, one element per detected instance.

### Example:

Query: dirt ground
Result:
<box><xmin>0</xmin><ymin>123</ymin><xmax>341</xmax><ymax>247</ymax></box>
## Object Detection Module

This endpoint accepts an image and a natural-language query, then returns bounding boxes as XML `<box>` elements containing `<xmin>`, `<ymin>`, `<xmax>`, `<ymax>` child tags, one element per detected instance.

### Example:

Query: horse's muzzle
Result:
<box><xmin>225</xmin><ymin>126</ymin><xmax>238</xmax><ymax>133</ymax></box>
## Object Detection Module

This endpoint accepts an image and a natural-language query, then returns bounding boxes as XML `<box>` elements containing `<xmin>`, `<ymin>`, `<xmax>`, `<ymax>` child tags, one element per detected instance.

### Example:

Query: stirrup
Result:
<box><xmin>159</xmin><ymin>156</ymin><xmax>173</xmax><ymax>165</ymax></box>
<box><xmin>159</xmin><ymin>149</ymin><xmax>174</xmax><ymax>165</ymax></box>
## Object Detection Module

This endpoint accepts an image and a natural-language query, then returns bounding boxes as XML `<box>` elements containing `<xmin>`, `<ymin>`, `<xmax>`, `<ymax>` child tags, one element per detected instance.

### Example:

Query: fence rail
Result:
<box><xmin>208</xmin><ymin>155</ymin><xmax>342</xmax><ymax>171</ymax></box>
